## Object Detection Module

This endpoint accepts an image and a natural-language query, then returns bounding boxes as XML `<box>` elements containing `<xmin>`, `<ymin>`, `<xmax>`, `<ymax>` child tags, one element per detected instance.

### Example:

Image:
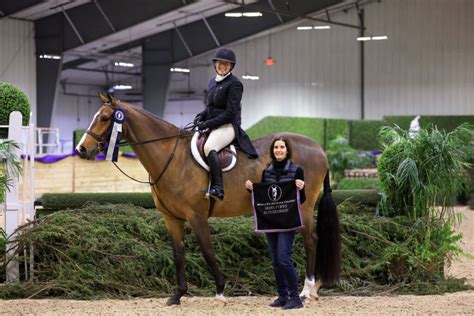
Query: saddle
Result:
<box><xmin>190</xmin><ymin>132</ymin><xmax>237</xmax><ymax>172</ymax></box>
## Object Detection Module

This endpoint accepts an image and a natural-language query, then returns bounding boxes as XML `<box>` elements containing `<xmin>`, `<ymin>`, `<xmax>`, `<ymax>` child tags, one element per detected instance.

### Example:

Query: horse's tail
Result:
<box><xmin>315</xmin><ymin>170</ymin><xmax>341</xmax><ymax>287</ymax></box>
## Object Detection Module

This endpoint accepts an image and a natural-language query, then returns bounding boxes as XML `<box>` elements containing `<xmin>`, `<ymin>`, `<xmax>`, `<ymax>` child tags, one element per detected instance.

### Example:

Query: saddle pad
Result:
<box><xmin>190</xmin><ymin>132</ymin><xmax>237</xmax><ymax>172</ymax></box>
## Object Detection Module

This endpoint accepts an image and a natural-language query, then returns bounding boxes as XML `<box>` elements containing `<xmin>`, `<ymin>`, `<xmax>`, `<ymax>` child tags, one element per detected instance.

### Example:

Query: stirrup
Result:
<box><xmin>207</xmin><ymin>187</ymin><xmax>224</xmax><ymax>201</ymax></box>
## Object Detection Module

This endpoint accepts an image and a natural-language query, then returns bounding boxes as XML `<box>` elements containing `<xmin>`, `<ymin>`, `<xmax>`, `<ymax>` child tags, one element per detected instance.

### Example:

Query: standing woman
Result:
<box><xmin>194</xmin><ymin>47</ymin><xmax>258</xmax><ymax>200</ymax></box>
<box><xmin>245</xmin><ymin>137</ymin><xmax>305</xmax><ymax>310</ymax></box>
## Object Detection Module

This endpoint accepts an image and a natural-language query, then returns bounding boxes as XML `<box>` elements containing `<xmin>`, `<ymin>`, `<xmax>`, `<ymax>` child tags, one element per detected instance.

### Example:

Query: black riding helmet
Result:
<box><xmin>212</xmin><ymin>47</ymin><xmax>236</xmax><ymax>70</ymax></box>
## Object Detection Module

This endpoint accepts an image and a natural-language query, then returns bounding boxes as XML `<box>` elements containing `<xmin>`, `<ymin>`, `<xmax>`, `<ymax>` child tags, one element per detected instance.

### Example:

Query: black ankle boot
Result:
<box><xmin>282</xmin><ymin>297</ymin><xmax>303</xmax><ymax>310</ymax></box>
<box><xmin>269</xmin><ymin>296</ymin><xmax>288</xmax><ymax>307</ymax></box>
<box><xmin>207</xmin><ymin>150</ymin><xmax>224</xmax><ymax>200</ymax></box>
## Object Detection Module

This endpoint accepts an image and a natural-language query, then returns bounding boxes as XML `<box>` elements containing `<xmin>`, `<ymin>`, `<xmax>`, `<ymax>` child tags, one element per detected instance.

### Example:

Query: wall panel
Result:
<box><xmin>364</xmin><ymin>0</ymin><xmax>474</xmax><ymax>119</ymax></box>
<box><xmin>0</xmin><ymin>19</ymin><xmax>37</xmax><ymax>124</ymax></box>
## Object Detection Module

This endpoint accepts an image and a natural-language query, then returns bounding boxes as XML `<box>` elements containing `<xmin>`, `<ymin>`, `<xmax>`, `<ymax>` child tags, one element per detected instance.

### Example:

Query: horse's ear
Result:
<box><xmin>99</xmin><ymin>94</ymin><xmax>109</xmax><ymax>103</ymax></box>
<box><xmin>107</xmin><ymin>93</ymin><xmax>118</xmax><ymax>107</ymax></box>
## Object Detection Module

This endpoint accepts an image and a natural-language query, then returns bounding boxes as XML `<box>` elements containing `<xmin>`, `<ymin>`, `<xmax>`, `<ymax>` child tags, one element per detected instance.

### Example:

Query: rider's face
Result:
<box><xmin>215</xmin><ymin>61</ymin><xmax>232</xmax><ymax>76</ymax></box>
<box><xmin>273</xmin><ymin>140</ymin><xmax>288</xmax><ymax>161</ymax></box>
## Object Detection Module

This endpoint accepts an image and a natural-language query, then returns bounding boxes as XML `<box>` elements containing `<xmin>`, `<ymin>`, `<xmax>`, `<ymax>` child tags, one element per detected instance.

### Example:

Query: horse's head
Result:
<box><xmin>76</xmin><ymin>94</ymin><xmax>119</xmax><ymax>160</ymax></box>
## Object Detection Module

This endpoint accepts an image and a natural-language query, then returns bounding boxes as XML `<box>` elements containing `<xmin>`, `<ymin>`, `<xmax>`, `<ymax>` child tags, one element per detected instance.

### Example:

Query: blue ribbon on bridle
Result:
<box><xmin>104</xmin><ymin>109</ymin><xmax>125</xmax><ymax>162</ymax></box>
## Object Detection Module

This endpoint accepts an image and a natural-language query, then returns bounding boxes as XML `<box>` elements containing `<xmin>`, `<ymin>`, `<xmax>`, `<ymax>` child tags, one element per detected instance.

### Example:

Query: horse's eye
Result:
<box><xmin>99</xmin><ymin>115</ymin><xmax>110</xmax><ymax>122</ymax></box>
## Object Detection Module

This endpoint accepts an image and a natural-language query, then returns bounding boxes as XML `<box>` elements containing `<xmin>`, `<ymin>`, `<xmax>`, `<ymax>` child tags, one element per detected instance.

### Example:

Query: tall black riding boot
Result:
<box><xmin>207</xmin><ymin>150</ymin><xmax>224</xmax><ymax>200</ymax></box>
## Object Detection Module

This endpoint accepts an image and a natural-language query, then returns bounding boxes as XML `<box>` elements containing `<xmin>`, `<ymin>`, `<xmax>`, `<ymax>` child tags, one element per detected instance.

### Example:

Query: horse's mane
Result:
<box><xmin>121</xmin><ymin>101</ymin><xmax>179</xmax><ymax>131</ymax></box>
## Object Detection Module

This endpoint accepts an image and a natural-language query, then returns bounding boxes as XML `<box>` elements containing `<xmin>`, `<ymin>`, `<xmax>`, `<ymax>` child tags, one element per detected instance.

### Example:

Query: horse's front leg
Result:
<box><xmin>163</xmin><ymin>214</ymin><xmax>187</xmax><ymax>305</ymax></box>
<box><xmin>188</xmin><ymin>215</ymin><xmax>226</xmax><ymax>301</ymax></box>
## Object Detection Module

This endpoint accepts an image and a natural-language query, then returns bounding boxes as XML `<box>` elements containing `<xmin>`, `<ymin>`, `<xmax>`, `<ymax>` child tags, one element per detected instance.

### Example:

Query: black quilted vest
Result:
<box><xmin>263</xmin><ymin>160</ymin><xmax>299</xmax><ymax>183</ymax></box>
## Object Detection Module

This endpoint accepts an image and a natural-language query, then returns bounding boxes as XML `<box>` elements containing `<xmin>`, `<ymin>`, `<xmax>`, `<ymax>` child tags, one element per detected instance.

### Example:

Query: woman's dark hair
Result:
<box><xmin>269</xmin><ymin>137</ymin><xmax>292</xmax><ymax>160</ymax></box>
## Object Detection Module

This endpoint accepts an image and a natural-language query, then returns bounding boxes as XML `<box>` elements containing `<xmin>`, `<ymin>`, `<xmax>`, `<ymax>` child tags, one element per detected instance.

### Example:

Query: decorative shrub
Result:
<box><xmin>378</xmin><ymin>124</ymin><xmax>473</xmax><ymax>218</ymax></box>
<box><xmin>0</xmin><ymin>228</ymin><xmax>6</xmax><ymax>283</ymax></box>
<box><xmin>0</xmin><ymin>140</ymin><xmax>22</xmax><ymax>203</ymax></box>
<box><xmin>376</xmin><ymin>124</ymin><xmax>472</xmax><ymax>288</ymax></box>
<box><xmin>0</xmin><ymin>82</ymin><xmax>31</xmax><ymax>138</ymax></box>
<box><xmin>327</xmin><ymin>137</ymin><xmax>370</xmax><ymax>183</ymax></box>
<box><xmin>325</xmin><ymin>119</ymin><xmax>349</xmax><ymax>149</ymax></box>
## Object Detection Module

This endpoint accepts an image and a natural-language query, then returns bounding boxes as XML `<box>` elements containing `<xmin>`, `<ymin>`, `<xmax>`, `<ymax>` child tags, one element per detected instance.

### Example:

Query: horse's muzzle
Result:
<box><xmin>77</xmin><ymin>145</ymin><xmax>97</xmax><ymax>160</ymax></box>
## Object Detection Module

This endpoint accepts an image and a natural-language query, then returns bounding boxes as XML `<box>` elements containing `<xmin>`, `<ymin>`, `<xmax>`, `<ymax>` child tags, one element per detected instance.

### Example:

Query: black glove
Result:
<box><xmin>197</xmin><ymin>121</ymin><xmax>208</xmax><ymax>131</ymax></box>
<box><xmin>193</xmin><ymin>114</ymin><xmax>202</xmax><ymax>125</ymax></box>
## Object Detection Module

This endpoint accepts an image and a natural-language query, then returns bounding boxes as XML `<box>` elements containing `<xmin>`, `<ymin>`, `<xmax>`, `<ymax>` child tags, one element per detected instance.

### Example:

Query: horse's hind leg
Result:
<box><xmin>188</xmin><ymin>215</ymin><xmax>226</xmax><ymax>301</ymax></box>
<box><xmin>300</xmin><ymin>205</ymin><xmax>320</xmax><ymax>300</ymax></box>
<box><xmin>163</xmin><ymin>214</ymin><xmax>187</xmax><ymax>306</ymax></box>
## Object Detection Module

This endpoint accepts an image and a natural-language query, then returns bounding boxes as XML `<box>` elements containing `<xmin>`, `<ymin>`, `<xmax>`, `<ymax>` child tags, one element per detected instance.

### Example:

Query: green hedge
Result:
<box><xmin>384</xmin><ymin>115</ymin><xmax>474</xmax><ymax>131</ymax></box>
<box><xmin>246</xmin><ymin>115</ymin><xmax>474</xmax><ymax>152</ymax></box>
<box><xmin>246</xmin><ymin>116</ymin><xmax>326</xmax><ymax>145</ymax></box>
<box><xmin>41</xmin><ymin>193</ymin><xmax>155</xmax><ymax>210</ymax></box>
<box><xmin>336</xmin><ymin>178</ymin><xmax>381</xmax><ymax>191</ymax></box>
<box><xmin>325</xmin><ymin>119</ymin><xmax>349</xmax><ymax>149</ymax></box>
<box><xmin>349</xmin><ymin>120</ymin><xmax>385</xmax><ymax>150</ymax></box>
<box><xmin>39</xmin><ymin>190</ymin><xmax>380</xmax><ymax>213</ymax></box>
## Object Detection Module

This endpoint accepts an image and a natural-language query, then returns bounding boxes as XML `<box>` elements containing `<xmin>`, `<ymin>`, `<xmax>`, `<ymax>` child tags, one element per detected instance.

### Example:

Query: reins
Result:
<box><xmin>112</xmin><ymin>125</ymin><xmax>196</xmax><ymax>186</ymax></box>
<box><xmin>96</xmin><ymin>100</ymin><xmax>196</xmax><ymax>185</ymax></box>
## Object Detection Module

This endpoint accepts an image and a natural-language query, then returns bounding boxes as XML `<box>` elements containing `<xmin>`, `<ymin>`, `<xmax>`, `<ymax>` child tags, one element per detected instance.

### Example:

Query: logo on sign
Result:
<box><xmin>267</xmin><ymin>184</ymin><xmax>282</xmax><ymax>202</ymax></box>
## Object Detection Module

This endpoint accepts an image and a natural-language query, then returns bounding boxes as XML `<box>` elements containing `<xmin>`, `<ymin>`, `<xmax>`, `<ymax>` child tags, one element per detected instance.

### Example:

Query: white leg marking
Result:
<box><xmin>300</xmin><ymin>277</ymin><xmax>318</xmax><ymax>300</ymax></box>
<box><xmin>214</xmin><ymin>293</ymin><xmax>227</xmax><ymax>305</ymax></box>
<box><xmin>76</xmin><ymin>111</ymin><xmax>100</xmax><ymax>151</ymax></box>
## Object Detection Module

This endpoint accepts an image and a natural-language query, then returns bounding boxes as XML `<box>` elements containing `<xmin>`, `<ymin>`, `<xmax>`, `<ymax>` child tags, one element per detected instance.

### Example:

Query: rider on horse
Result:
<box><xmin>194</xmin><ymin>47</ymin><xmax>258</xmax><ymax>200</ymax></box>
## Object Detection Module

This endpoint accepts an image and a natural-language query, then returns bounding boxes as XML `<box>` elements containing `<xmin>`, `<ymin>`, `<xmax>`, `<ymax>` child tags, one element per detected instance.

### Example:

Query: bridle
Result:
<box><xmin>85</xmin><ymin>102</ymin><xmax>115</xmax><ymax>151</ymax></box>
<box><xmin>86</xmin><ymin>100</ymin><xmax>194</xmax><ymax>185</ymax></box>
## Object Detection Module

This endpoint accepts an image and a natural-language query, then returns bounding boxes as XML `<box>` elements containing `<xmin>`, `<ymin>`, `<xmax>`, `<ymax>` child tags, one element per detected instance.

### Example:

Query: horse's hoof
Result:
<box><xmin>166</xmin><ymin>297</ymin><xmax>181</xmax><ymax>306</ymax></box>
<box><xmin>309</xmin><ymin>293</ymin><xmax>319</xmax><ymax>301</ymax></box>
<box><xmin>213</xmin><ymin>293</ymin><xmax>227</xmax><ymax>306</ymax></box>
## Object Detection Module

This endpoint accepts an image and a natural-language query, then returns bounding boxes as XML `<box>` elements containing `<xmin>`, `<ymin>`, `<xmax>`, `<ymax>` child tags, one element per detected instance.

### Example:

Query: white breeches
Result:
<box><xmin>204</xmin><ymin>124</ymin><xmax>235</xmax><ymax>156</ymax></box>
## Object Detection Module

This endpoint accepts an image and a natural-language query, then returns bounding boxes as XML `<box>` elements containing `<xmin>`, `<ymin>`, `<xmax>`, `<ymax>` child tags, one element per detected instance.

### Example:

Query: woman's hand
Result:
<box><xmin>245</xmin><ymin>180</ymin><xmax>253</xmax><ymax>191</ymax></box>
<box><xmin>295</xmin><ymin>179</ymin><xmax>305</xmax><ymax>190</ymax></box>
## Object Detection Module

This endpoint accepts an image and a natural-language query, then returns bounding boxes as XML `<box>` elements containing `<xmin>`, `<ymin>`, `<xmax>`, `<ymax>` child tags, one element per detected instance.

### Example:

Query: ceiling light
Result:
<box><xmin>114</xmin><ymin>62</ymin><xmax>134</xmax><ymax>67</ymax></box>
<box><xmin>225</xmin><ymin>12</ymin><xmax>262</xmax><ymax>18</ymax></box>
<box><xmin>39</xmin><ymin>54</ymin><xmax>61</xmax><ymax>60</ymax></box>
<box><xmin>242</xmin><ymin>12</ymin><xmax>262</xmax><ymax>17</ymax></box>
<box><xmin>297</xmin><ymin>26</ymin><xmax>313</xmax><ymax>30</ymax></box>
<box><xmin>170</xmin><ymin>67</ymin><xmax>190</xmax><ymax>73</ymax></box>
<box><xmin>314</xmin><ymin>26</ymin><xmax>331</xmax><ymax>30</ymax></box>
<box><xmin>356</xmin><ymin>36</ymin><xmax>372</xmax><ymax>41</ymax></box>
<box><xmin>242</xmin><ymin>75</ymin><xmax>259</xmax><ymax>80</ymax></box>
<box><xmin>225</xmin><ymin>12</ymin><xmax>242</xmax><ymax>17</ymax></box>
<box><xmin>112</xmin><ymin>84</ymin><xmax>132</xmax><ymax>90</ymax></box>
<box><xmin>372</xmin><ymin>35</ymin><xmax>388</xmax><ymax>40</ymax></box>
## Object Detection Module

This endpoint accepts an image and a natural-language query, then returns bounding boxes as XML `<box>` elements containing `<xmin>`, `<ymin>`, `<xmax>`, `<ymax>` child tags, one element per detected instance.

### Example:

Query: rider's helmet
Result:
<box><xmin>212</xmin><ymin>47</ymin><xmax>236</xmax><ymax>65</ymax></box>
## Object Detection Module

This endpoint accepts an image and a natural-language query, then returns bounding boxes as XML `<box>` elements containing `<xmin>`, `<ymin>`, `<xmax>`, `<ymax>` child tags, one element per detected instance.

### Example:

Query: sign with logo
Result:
<box><xmin>252</xmin><ymin>180</ymin><xmax>304</xmax><ymax>232</ymax></box>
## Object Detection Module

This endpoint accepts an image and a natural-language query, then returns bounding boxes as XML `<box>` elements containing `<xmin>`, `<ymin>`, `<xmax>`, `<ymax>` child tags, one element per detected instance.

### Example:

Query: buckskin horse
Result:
<box><xmin>76</xmin><ymin>94</ymin><xmax>341</xmax><ymax>305</ymax></box>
